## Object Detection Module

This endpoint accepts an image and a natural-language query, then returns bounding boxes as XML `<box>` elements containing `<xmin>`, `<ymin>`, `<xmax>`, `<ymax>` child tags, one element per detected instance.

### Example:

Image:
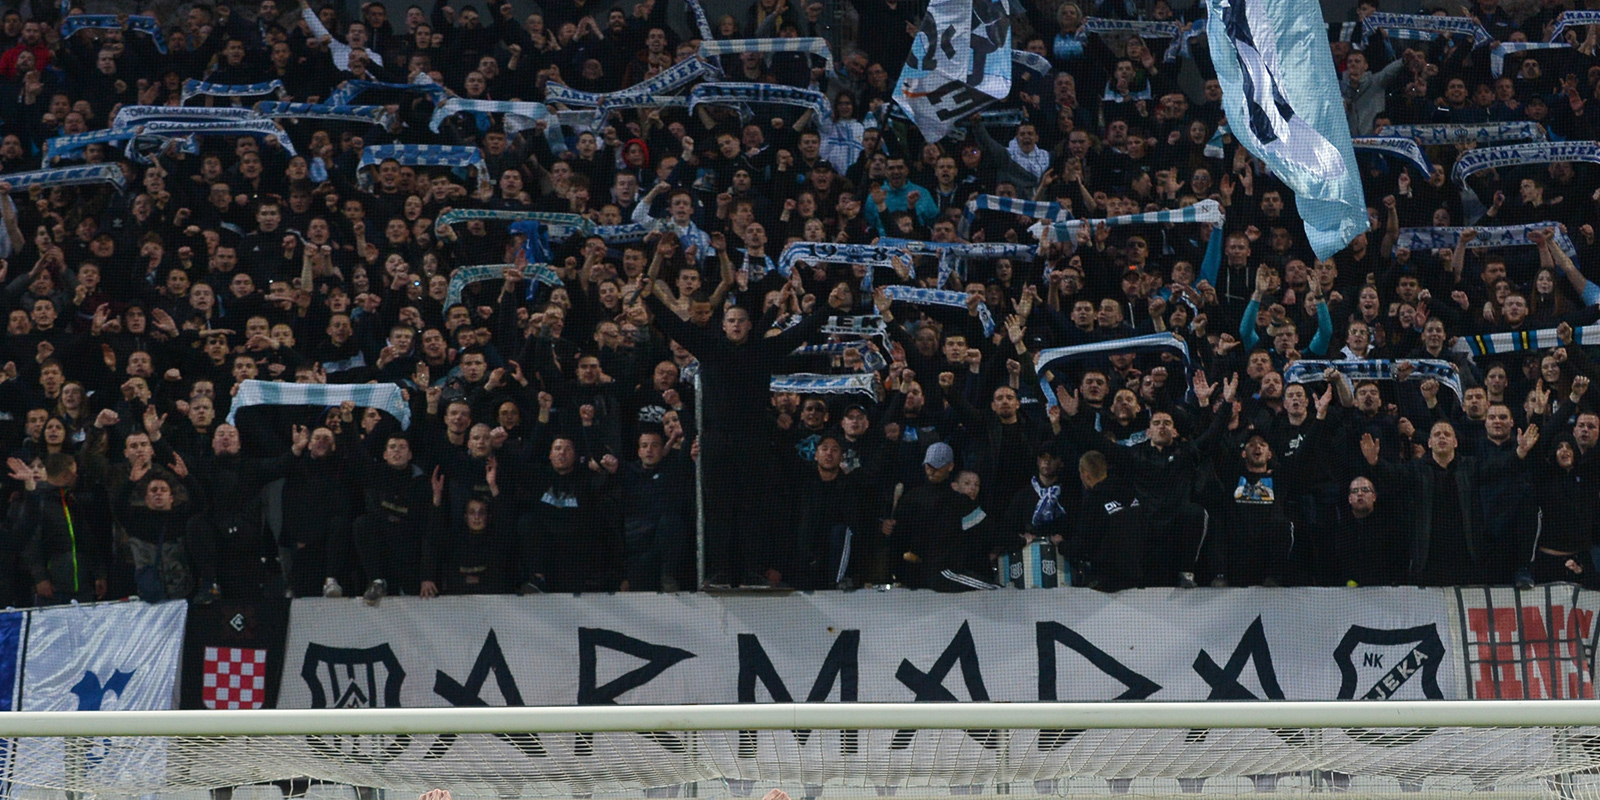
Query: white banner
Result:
<box><xmin>16</xmin><ymin>601</ymin><xmax>186</xmax><ymax>792</ymax></box>
<box><xmin>270</xmin><ymin>590</ymin><xmax>1560</xmax><ymax>788</ymax></box>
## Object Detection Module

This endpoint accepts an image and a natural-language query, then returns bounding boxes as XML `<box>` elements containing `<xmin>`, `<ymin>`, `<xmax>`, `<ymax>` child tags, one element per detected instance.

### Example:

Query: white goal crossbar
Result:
<box><xmin>2</xmin><ymin>701</ymin><xmax>1599</xmax><ymax>736</ymax></box>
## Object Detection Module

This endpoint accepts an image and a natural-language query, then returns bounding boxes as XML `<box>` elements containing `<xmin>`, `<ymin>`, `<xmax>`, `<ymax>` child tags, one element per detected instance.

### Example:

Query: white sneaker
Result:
<box><xmin>323</xmin><ymin>579</ymin><xmax>343</xmax><ymax>598</ymax></box>
<box><xmin>363</xmin><ymin>579</ymin><xmax>387</xmax><ymax>607</ymax></box>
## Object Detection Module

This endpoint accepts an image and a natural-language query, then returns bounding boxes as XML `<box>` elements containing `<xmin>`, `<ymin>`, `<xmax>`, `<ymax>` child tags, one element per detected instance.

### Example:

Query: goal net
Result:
<box><xmin>5</xmin><ymin>703</ymin><xmax>1600</xmax><ymax>800</ymax></box>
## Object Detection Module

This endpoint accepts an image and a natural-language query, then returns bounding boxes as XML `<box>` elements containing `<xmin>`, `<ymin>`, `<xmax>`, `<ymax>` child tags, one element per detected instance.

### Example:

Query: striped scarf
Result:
<box><xmin>1549</xmin><ymin>10</ymin><xmax>1600</xmax><ymax>43</ymax></box>
<box><xmin>325</xmin><ymin>79</ymin><xmax>449</xmax><ymax>107</ymax></box>
<box><xmin>1394</xmin><ymin>224</ymin><xmax>1577</xmax><ymax>258</ymax></box>
<box><xmin>792</xmin><ymin>341</ymin><xmax>889</xmax><ymax>373</ymax></box>
<box><xmin>960</xmin><ymin>194</ymin><xmax>1070</xmax><ymax>239</ymax></box>
<box><xmin>879</xmin><ymin>238</ymin><xmax>1040</xmax><ymax>261</ymax></box>
<box><xmin>444</xmin><ymin>263</ymin><xmax>560</xmax><ymax>308</ymax></box>
<box><xmin>436</xmin><ymin>208</ymin><xmax>597</xmax><ymax>241</ymax></box>
<box><xmin>0</xmin><ymin>164</ymin><xmax>125</xmax><ymax>191</ymax></box>
<box><xmin>1362</xmin><ymin>12</ymin><xmax>1493</xmax><ymax>47</ymax></box>
<box><xmin>182</xmin><ymin>79</ymin><xmax>284</xmax><ymax>103</ymax></box>
<box><xmin>227</xmin><ymin>379</ymin><xmax>412</xmax><ymax>429</ymax></box>
<box><xmin>139</xmin><ymin>118</ymin><xmax>296</xmax><ymax>156</ymax></box>
<box><xmin>1378</xmin><ymin>122</ymin><xmax>1547</xmax><ymax>145</ymax></box>
<box><xmin>1350</xmin><ymin>136</ymin><xmax>1433</xmax><ymax>175</ymax></box>
<box><xmin>597</xmin><ymin>222</ymin><xmax>659</xmax><ymax>243</ymax></box>
<box><xmin>1034</xmin><ymin>333</ymin><xmax>1191</xmax><ymax>407</ymax></box>
<box><xmin>1052</xmin><ymin>199</ymin><xmax>1224</xmax><ymax>240</ymax></box>
<box><xmin>778</xmin><ymin>242</ymin><xmax>905</xmax><ymax>285</ymax></box>
<box><xmin>555</xmin><ymin>57</ymin><xmax>719</xmax><ymax>110</ymax></box>
<box><xmin>1490</xmin><ymin>42</ymin><xmax>1571</xmax><ymax>77</ymax></box>
<box><xmin>880</xmin><ymin>285</ymin><xmax>995</xmax><ymax>337</ymax></box>
<box><xmin>770</xmin><ymin>373</ymin><xmax>877</xmax><ymax>397</ymax></box>
<box><xmin>1452</xmin><ymin>141</ymin><xmax>1600</xmax><ymax>186</ymax></box>
<box><xmin>699</xmin><ymin>38</ymin><xmax>834</xmax><ymax>72</ymax></box>
<box><xmin>1081</xmin><ymin>18</ymin><xmax>1186</xmax><ymax>61</ymax></box>
<box><xmin>688</xmin><ymin>83</ymin><xmax>831</xmax><ymax>124</ymax></box>
<box><xmin>821</xmin><ymin>315</ymin><xmax>888</xmax><ymax>338</ymax></box>
<box><xmin>254</xmin><ymin>102</ymin><xmax>395</xmax><ymax>129</ymax></box>
<box><xmin>1284</xmin><ymin>359</ymin><xmax>1463</xmax><ymax>405</ymax></box>
<box><xmin>1462</xmin><ymin>324</ymin><xmax>1600</xmax><ymax>356</ymax></box>
<box><xmin>684</xmin><ymin>0</ymin><xmax>715</xmax><ymax>40</ymax></box>
<box><xmin>358</xmin><ymin>145</ymin><xmax>488</xmax><ymax>190</ymax></box>
<box><xmin>44</xmin><ymin>129</ymin><xmax>143</xmax><ymax>163</ymax></box>
<box><xmin>428</xmin><ymin>97</ymin><xmax>552</xmax><ymax>133</ymax></box>
<box><xmin>59</xmin><ymin>14</ymin><xmax>166</xmax><ymax>52</ymax></box>
<box><xmin>114</xmin><ymin>105</ymin><xmax>265</xmax><ymax>127</ymax></box>
<box><xmin>1011</xmin><ymin>50</ymin><xmax>1053</xmax><ymax>75</ymax></box>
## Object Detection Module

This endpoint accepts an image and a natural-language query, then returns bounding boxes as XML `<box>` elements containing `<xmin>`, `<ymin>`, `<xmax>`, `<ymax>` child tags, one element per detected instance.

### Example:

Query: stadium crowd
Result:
<box><xmin>0</xmin><ymin>0</ymin><xmax>1597</xmax><ymax>607</ymax></box>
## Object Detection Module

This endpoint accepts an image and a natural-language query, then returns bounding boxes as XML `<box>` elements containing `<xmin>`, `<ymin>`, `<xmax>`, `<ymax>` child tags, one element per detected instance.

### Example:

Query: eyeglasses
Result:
<box><xmin>1348</xmin><ymin>487</ymin><xmax>1375</xmax><ymax>495</ymax></box>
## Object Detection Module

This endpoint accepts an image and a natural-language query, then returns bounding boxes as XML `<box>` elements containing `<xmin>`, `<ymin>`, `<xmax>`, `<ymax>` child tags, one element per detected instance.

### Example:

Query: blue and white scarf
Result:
<box><xmin>182</xmin><ymin>79</ymin><xmax>284</xmax><ymax>103</ymax></box>
<box><xmin>1452</xmin><ymin>141</ymin><xmax>1600</xmax><ymax>185</ymax></box>
<box><xmin>1462</xmin><ymin>324</ymin><xmax>1600</xmax><ymax>357</ymax></box>
<box><xmin>684</xmin><ymin>0</ymin><xmax>715</xmax><ymax>40</ymax></box>
<box><xmin>0</xmin><ymin>164</ymin><xmax>125</xmax><ymax>191</ymax></box>
<box><xmin>599</xmin><ymin>57</ymin><xmax>721</xmax><ymax>108</ymax></box>
<box><xmin>1031</xmin><ymin>477</ymin><xmax>1065</xmax><ymax>528</ymax></box>
<box><xmin>1549</xmin><ymin>10</ymin><xmax>1600</xmax><ymax>43</ymax></box>
<box><xmin>597</xmin><ymin>221</ymin><xmax>659</xmax><ymax>243</ymax></box>
<box><xmin>1394</xmin><ymin>224</ymin><xmax>1578</xmax><ymax>258</ymax></box>
<box><xmin>1350</xmin><ymin>136</ymin><xmax>1434</xmax><ymax>175</ymax></box>
<box><xmin>1378</xmin><ymin>122</ymin><xmax>1547</xmax><ymax>145</ymax></box>
<box><xmin>960</xmin><ymin>194</ymin><xmax>1070</xmax><ymax>239</ymax></box>
<box><xmin>1362</xmin><ymin>12</ymin><xmax>1493</xmax><ymax>47</ymax></box>
<box><xmin>254</xmin><ymin>102</ymin><xmax>395</xmax><ymax>129</ymax></box>
<box><xmin>792</xmin><ymin>340</ymin><xmax>889</xmax><ymax>373</ymax></box>
<box><xmin>1052</xmin><ymin>199</ymin><xmax>1224</xmax><ymax>241</ymax></box>
<box><xmin>139</xmin><ymin>118</ymin><xmax>296</xmax><ymax>155</ymax></box>
<box><xmin>227</xmin><ymin>379</ymin><xmax>412</xmax><ymax>429</ymax></box>
<box><xmin>688</xmin><ymin>83</ymin><xmax>831</xmax><ymax>124</ymax></box>
<box><xmin>444</xmin><ymin>263</ymin><xmax>559</xmax><ymax>308</ymax></box>
<box><xmin>770</xmin><ymin>373</ymin><xmax>877</xmax><ymax>398</ymax></box>
<box><xmin>124</xmin><ymin>133</ymin><xmax>199</xmax><ymax>165</ymax></box>
<box><xmin>1490</xmin><ymin>41</ymin><xmax>1571</xmax><ymax>77</ymax></box>
<box><xmin>436</xmin><ymin>208</ymin><xmax>597</xmax><ymax>242</ymax></box>
<box><xmin>44</xmin><ymin>129</ymin><xmax>143</xmax><ymax>163</ymax></box>
<box><xmin>700</xmin><ymin>37</ymin><xmax>834</xmax><ymax>72</ymax></box>
<box><xmin>1035</xmin><ymin>332</ymin><xmax>1192</xmax><ymax>407</ymax></box>
<box><xmin>880</xmin><ymin>285</ymin><xmax>995</xmax><ymax>337</ymax></box>
<box><xmin>59</xmin><ymin>14</ymin><xmax>166</xmax><ymax>52</ymax></box>
<box><xmin>879</xmin><ymin>238</ymin><xmax>1039</xmax><ymax>261</ymax></box>
<box><xmin>1011</xmin><ymin>50</ymin><xmax>1053</xmax><ymax>75</ymax></box>
<box><xmin>358</xmin><ymin>144</ymin><xmax>488</xmax><ymax>190</ymax></box>
<box><xmin>543</xmin><ymin>83</ymin><xmax>603</xmax><ymax>108</ymax></box>
<box><xmin>325</xmin><ymin>79</ymin><xmax>449</xmax><ymax>107</ymax></box>
<box><xmin>428</xmin><ymin>97</ymin><xmax>551</xmax><ymax>133</ymax></box>
<box><xmin>1284</xmin><ymin>359</ymin><xmax>1463</xmax><ymax>404</ymax></box>
<box><xmin>1082</xmin><ymin>17</ymin><xmax>1186</xmax><ymax>61</ymax></box>
<box><xmin>114</xmin><ymin>105</ymin><xmax>265</xmax><ymax>128</ymax></box>
<box><xmin>821</xmin><ymin>315</ymin><xmax>888</xmax><ymax>338</ymax></box>
<box><xmin>778</xmin><ymin>242</ymin><xmax>904</xmax><ymax>284</ymax></box>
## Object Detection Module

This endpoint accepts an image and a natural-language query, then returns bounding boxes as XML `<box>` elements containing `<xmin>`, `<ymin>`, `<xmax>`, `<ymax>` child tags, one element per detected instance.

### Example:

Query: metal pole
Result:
<box><xmin>694</xmin><ymin>370</ymin><xmax>705</xmax><ymax>591</ymax></box>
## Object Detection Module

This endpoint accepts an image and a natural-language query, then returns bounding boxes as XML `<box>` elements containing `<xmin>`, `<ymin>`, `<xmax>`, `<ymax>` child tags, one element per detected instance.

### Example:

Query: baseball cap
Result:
<box><xmin>923</xmin><ymin>442</ymin><xmax>954</xmax><ymax>469</ymax></box>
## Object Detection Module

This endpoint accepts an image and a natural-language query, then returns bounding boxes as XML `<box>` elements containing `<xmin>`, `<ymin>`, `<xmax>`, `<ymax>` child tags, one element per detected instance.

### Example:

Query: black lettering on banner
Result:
<box><xmin>736</xmin><ymin>631</ymin><xmax>861</xmax><ymax>757</ymax></box>
<box><xmin>1191</xmin><ymin>617</ymin><xmax>1296</xmax><ymax>744</ymax></box>
<box><xmin>925</xmin><ymin>83</ymin><xmax>992</xmax><ymax>121</ymax></box>
<box><xmin>300</xmin><ymin>643</ymin><xmax>409</xmax><ymax>764</ymax></box>
<box><xmin>1035</xmin><ymin>622</ymin><xmax>1162</xmax><ymax>751</ymax></box>
<box><xmin>425</xmin><ymin>630</ymin><xmax>547</xmax><ymax>760</ymax></box>
<box><xmin>893</xmin><ymin>621</ymin><xmax>997</xmax><ymax>749</ymax></box>
<box><xmin>576</xmin><ymin>627</ymin><xmax>697</xmax><ymax>756</ymax></box>
<box><xmin>1332</xmin><ymin>624</ymin><xmax>1443</xmax><ymax>746</ymax></box>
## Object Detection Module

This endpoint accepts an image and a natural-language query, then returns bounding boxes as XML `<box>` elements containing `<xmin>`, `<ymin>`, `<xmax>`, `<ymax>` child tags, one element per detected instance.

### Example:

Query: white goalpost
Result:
<box><xmin>4</xmin><ymin>702</ymin><xmax>1600</xmax><ymax>799</ymax></box>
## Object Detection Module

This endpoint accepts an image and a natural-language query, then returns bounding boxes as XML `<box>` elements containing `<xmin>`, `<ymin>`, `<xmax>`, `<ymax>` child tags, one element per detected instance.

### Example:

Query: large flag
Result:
<box><xmin>16</xmin><ymin>601</ymin><xmax>186</xmax><ymax>793</ymax></box>
<box><xmin>892</xmin><ymin>0</ymin><xmax>1013</xmax><ymax>141</ymax></box>
<box><xmin>1206</xmin><ymin>0</ymin><xmax>1365</xmax><ymax>259</ymax></box>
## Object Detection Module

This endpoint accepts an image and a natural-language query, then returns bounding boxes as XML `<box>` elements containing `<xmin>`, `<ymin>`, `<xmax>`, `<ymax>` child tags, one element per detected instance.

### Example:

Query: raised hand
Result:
<box><xmin>1360</xmin><ymin>433</ymin><xmax>1381</xmax><ymax>465</ymax></box>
